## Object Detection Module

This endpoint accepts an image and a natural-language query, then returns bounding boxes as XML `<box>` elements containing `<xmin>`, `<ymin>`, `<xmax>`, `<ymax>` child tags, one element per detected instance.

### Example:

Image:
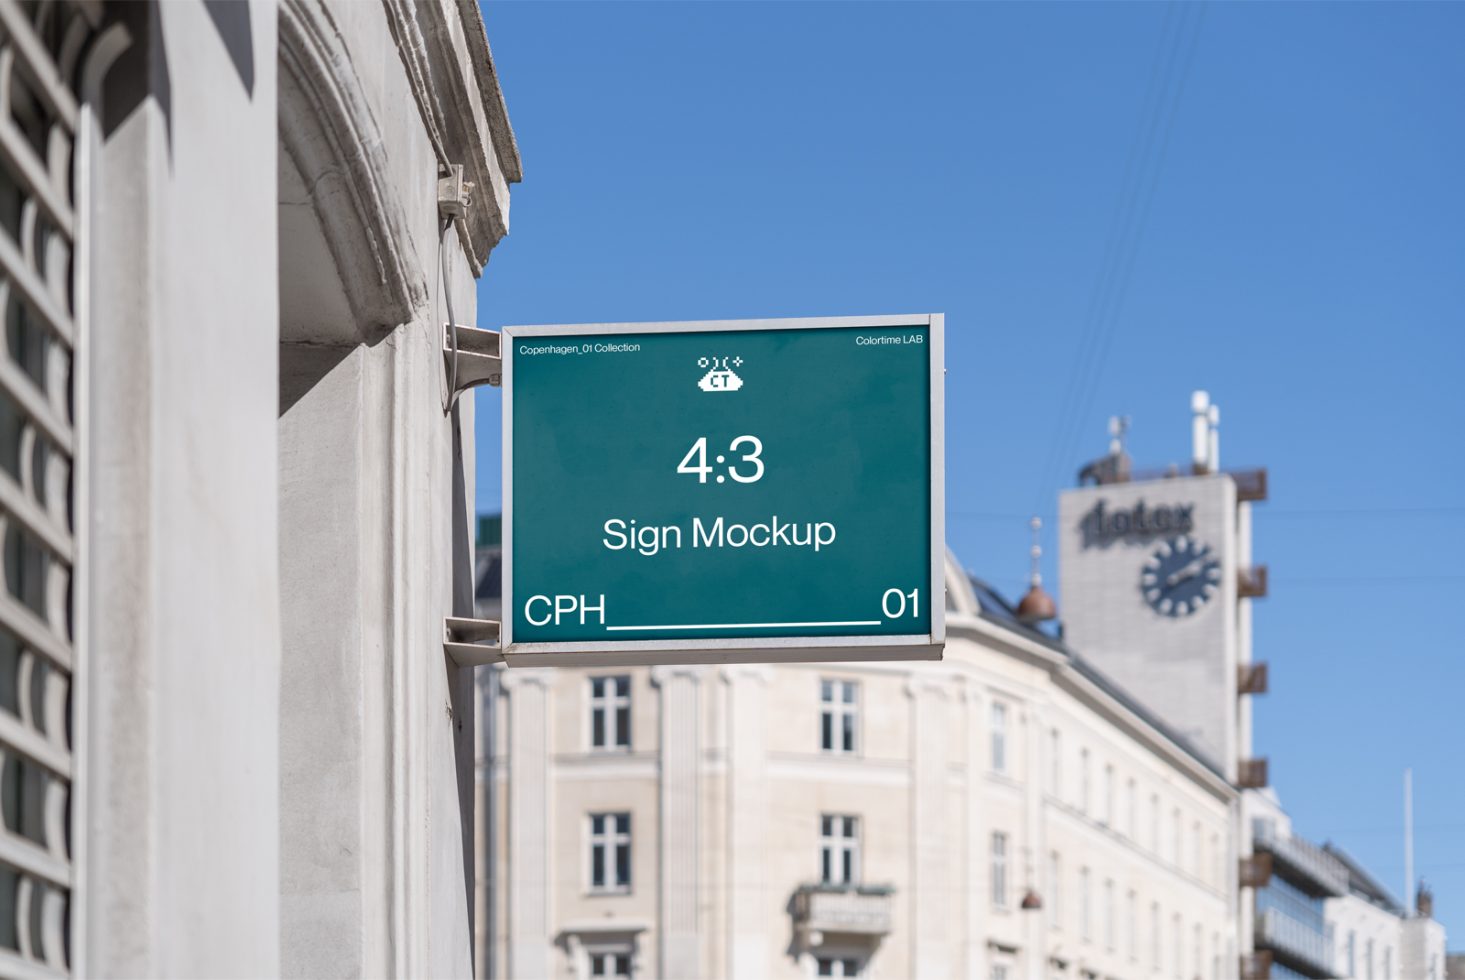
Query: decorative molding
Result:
<box><xmin>719</xmin><ymin>663</ymin><xmax>773</xmax><ymax>685</ymax></box>
<box><xmin>498</xmin><ymin>666</ymin><xmax>555</xmax><ymax>692</ymax></box>
<box><xmin>904</xmin><ymin>673</ymin><xmax>958</xmax><ymax>699</ymax></box>
<box><xmin>450</xmin><ymin>0</ymin><xmax>521</xmax><ymax>183</ymax></box>
<box><xmin>650</xmin><ymin>664</ymin><xmax>707</xmax><ymax>688</ymax></box>
<box><xmin>278</xmin><ymin>0</ymin><xmax>426</xmax><ymax>340</ymax></box>
<box><xmin>380</xmin><ymin>0</ymin><xmax>514</xmax><ymax>273</ymax></box>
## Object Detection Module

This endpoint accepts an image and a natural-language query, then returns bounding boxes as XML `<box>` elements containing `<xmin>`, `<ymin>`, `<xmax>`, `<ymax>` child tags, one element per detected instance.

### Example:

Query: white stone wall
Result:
<box><xmin>1328</xmin><ymin>891</ymin><xmax>1402</xmax><ymax>980</ymax></box>
<box><xmin>79</xmin><ymin>0</ymin><xmax>515</xmax><ymax>975</ymax></box>
<box><xmin>1402</xmin><ymin>916</ymin><xmax>1447</xmax><ymax>980</ymax></box>
<box><xmin>83</xmin><ymin>2</ymin><xmax>283</xmax><ymax>974</ymax></box>
<box><xmin>1057</xmin><ymin>474</ymin><xmax>1240</xmax><ymax>773</ymax></box>
<box><xmin>485</xmin><ymin>577</ymin><xmax>1237</xmax><ymax>979</ymax></box>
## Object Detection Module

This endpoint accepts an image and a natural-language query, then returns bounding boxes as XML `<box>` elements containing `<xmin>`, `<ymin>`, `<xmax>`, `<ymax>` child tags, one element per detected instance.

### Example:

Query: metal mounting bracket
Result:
<box><xmin>444</xmin><ymin>616</ymin><xmax>503</xmax><ymax>666</ymax></box>
<box><xmin>444</xmin><ymin>324</ymin><xmax>502</xmax><ymax>394</ymax></box>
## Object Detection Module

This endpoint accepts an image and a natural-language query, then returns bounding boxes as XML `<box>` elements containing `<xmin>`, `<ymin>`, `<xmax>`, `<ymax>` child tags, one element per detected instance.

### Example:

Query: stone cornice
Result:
<box><xmin>279</xmin><ymin>0</ymin><xmax>427</xmax><ymax>339</ymax></box>
<box><xmin>381</xmin><ymin>0</ymin><xmax>518</xmax><ymax>274</ymax></box>
<box><xmin>451</xmin><ymin>0</ymin><xmax>521</xmax><ymax>183</ymax></box>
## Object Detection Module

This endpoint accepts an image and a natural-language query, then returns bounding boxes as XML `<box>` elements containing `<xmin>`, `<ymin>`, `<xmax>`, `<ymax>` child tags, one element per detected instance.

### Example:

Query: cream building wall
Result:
<box><xmin>1329</xmin><ymin>891</ymin><xmax>1402</xmax><ymax>980</ymax></box>
<box><xmin>485</xmin><ymin>555</ymin><xmax>1238</xmax><ymax>980</ymax></box>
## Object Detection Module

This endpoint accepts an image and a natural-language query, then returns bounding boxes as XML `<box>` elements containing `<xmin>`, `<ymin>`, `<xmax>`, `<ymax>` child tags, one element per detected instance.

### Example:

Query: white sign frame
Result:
<box><xmin>500</xmin><ymin>314</ymin><xmax>945</xmax><ymax>667</ymax></box>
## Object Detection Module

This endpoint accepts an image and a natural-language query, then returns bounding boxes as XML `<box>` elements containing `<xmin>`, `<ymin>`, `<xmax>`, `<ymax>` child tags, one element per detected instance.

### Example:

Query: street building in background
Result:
<box><xmin>477</xmin><ymin>395</ymin><xmax>1448</xmax><ymax>979</ymax></box>
<box><xmin>477</xmin><ymin>545</ymin><xmax>1234</xmax><ymax>979</ymax></box>
<box><xmin>1325</xmin><ymin>838</ymin><xmax>1446</xmax><ymax>980</ymax></box>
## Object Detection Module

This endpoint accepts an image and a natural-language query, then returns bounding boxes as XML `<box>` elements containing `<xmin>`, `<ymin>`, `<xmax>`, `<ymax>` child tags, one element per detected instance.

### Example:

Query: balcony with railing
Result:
<box><xmin>1239</xmin><ymin>950</ymin><xmax>1274</xmax><ymax>980</ymax></box>
<box><xmin>1255</xmin><ymin>907</ymin><xmax>1335</xmax><ymax>978</ymax></box>
<box><xmin>792</xmin><ymin>883</ymin><xmax>895</xmax><ymax>942</ymax></box>
<box><xmin>1239</xmin><ymin>662</ymin><xmax>1270</xmax><ymax>695</ymax></box>
<box><xmin>1253</xmin><ymin>820</ymin><xmax>1349</xmax><ymax>897</ymax></box>
<box><xmin>1239</xmin><ymin>565</ymin><xmax>1270</xmax><ymax>598</ymax></box>
<box><xmin>1080</xmin><ymin>463</ymin><xmax>1269</xmax><ymax>500</ymax></box>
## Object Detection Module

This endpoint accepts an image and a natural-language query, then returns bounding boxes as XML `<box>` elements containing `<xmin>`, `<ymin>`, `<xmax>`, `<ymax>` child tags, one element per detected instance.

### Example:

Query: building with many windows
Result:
<box><xmin>1324</xmin><ymin>842</ymin><xmax>1407</xmax><ymax>980</ymax></box>
<box><xmin>476</xmin><ymin>548</ymin><xmax>1237</xmax><ymax>979</ymax></box>
<box><xmin>1248</xmin><ymin>791</ymin><xmax>1349</xmax><ymax>979</ymax></box>
<box><xmin>475</xmin><ymin>396</ymin><xmax>1452</xmax><ymax>980</ymax></box>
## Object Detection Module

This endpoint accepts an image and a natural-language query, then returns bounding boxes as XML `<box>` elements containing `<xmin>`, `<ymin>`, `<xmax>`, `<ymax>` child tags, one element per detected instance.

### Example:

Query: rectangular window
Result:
<box><xmin>1049</xmin><ymin>852</ymin><xmax>1062</xmax><ymax>930</ymax></box>
<box><xmin>991</xmin><ymin>966</ymin><xmax>1008</xmax><ymax>980</ymax></box>
<box><xmin>820</xmin><ymin>814</ymin><xmax>859</xmax><ymax>885</ymax></box>
<box><xmin>1151</xmin><ymin>902</ymin><xmax>1161</xmax><ymax>970</ymax></box>
<box><xmin>1080</xmin><ymin>748</ymin><xmax>1091</xmax><ymax>814</ymax></box>
<box><xmin>1384</xmin><ymin>947</ymin><xmax>1393</xmax><ymax>980</ymax></box>
<box><xmin>1193</xmin><ymin>820</ymin><xmax>1203</xmax><ymax>877</ymax></box>
<box><xmin>1173</xmin><ymin>914</ymin><xmax>1183</xmax><ymax>979</ymax></box>
<box><xmin>588</xmin><ymin>813</ymin><xmax>631</xmax><ymax>893</ymax></box>
<box><xmin>1079</xmin><ymin>866</ymin><xmax>1091</xmax><ymax>940</ymax></box>
<box><xmin>1347</xmin><ymin>931</ymin><xmax>1356</xmax><ymax>977</ymax></box>
<box><xmin>820</xmin><ymin>679</ymin><xmax>858</xmax><ymax>754</ymax></box>
<box><xmin>589</xmin><ymin>675</ymin><xmax>631</xmax><ymax>750</ymax></box>
<box><xmin>1125</xmin><ymin>777</ymin><xmax>1136</xmax><ymax>837</ymax></box>
<box><xmin>1050</xmin><ymin>728</ymin><xmax>1063</xmax><ymax>797</ymax></box>
<box><xmin>1212</xmin><ymin>831</ymin><xmax>1222</xmax><ymax>886</ymax></box>
<box><xmin>990</xmin><ymin>700</ymin><xmax>1008</xmax><ymax>773</ymax></box>
<box><xmin>1194</xmin><ymin>923</ymin><xmax>1203</xmax><ymax>979</ymax></box>
<box><xmin>1102</xmin><ymin>764</ymin><xmax>1114</xmax><ymax>826</ymax></box>
<box><xmin>991</xmin><ymin>832</ymin><xmax>1009</xmax><ymax>908</ymax></box>
<box><xmin>1128</xmin><ymin>890</ymin><xmax>1138</xmax><ymax>962</ymax></box>
<box><xmin>1365</xmin><ymin>938</ymin><xmax>1374</xmax><ymax>980</ymax></box>
<box><xmin>1150</xmin><ymin>794</ymin><xmax>1160</xmax><ymax>853</ymax></box>
<box><xmin>1172</xmin><ymin>807</ymin><xmax>1182</xmax><ymax>865</ymax></box>
<box><xmin>816</xmin><ymin>957</ymin><xmax>861</xmax><ymax>977</ymax></box>
<box><xmin>588</xmin><ymin>951</ymin><xmax>632</xmax><ymax>979</ymax></box>
<box><xmin>1104</xmin><ymin>878</ymin><xmax>1115</xmax><ymax>949</ymax></box>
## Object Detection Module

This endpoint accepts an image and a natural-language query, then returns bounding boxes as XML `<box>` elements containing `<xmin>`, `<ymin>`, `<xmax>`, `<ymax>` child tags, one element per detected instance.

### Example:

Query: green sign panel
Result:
<box><xmin>502</xmin><ymin>315</ymin><xmax>944</xmax><ymax>666</ymax></box>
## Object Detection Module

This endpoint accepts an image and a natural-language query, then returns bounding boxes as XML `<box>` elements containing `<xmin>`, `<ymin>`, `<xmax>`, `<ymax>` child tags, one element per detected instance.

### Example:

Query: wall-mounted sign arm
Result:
<box><xmin>444</xmin><ymin>323</ymin><xmax>501</xmax><ymax>394</ymax></box>
<box><xmin>443</xmin><ymin>616</ymin><xmax>503</xmax><ymax>666</ymax></box>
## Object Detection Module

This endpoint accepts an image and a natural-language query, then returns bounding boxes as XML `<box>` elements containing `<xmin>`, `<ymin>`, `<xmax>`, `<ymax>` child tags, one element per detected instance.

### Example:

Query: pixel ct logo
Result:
<box><xmin>697</xmin><ymin>355</ymin><xmax>744</xmax><ymax>392</ymax></box>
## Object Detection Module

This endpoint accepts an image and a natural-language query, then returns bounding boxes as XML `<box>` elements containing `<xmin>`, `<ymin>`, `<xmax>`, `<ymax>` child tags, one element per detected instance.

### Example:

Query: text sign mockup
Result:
<box><xmin>502</xmin><ymin>315</ymin><xmax>944</xmax><ymax>665</ymax></box>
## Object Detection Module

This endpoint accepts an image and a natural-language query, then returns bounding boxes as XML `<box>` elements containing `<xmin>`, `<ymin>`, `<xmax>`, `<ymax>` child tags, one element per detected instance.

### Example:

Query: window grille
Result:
<box><xmin>819</xmin><ymin>679</ymin><xmax>857</xmax><ymax>754</ymax></box>
<box><xmin>0</xmin><ymin>1</ymin><xmax>99</xmax><ymax>974</ymax></box>
<box><xmin>587</xmin><ymin>813</ymin><xmax>631</xmax><ymax>893</ymax></box>
<box><xmin>589</xmin><ymin>675</ymin><xmax>630</xmax><ymax>750</ymax></box>
<box><xmin>819</xmin><ymin>815</ymin><xmax>858</xmax><ymax>886</ymax></box>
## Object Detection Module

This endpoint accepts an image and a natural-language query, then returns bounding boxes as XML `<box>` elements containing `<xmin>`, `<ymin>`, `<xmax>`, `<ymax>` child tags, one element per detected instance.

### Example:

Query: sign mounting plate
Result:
<box><xmin>502</xmin><ymin>314</ymin><xmax>944</xmax><ymax>667</ymax></box>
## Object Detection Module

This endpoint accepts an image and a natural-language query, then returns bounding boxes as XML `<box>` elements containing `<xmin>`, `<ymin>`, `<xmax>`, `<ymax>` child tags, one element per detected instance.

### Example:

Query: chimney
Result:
<box><xmin>1191</xmin><ymin>390</ymin><xmax>1210</xmax><ymax>474</ymax></box>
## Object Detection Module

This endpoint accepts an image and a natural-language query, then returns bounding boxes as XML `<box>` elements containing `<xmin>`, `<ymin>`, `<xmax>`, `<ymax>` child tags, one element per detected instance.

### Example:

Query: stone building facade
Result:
<box><xmin>481</xmin><ymin>553</ymin><xmax>1237</xmax><ymax>980</ymax></box>
<box><xmin>0</xmin><ymin>0</ymin><xmax>516</xmax><ymax>974</ymax></box>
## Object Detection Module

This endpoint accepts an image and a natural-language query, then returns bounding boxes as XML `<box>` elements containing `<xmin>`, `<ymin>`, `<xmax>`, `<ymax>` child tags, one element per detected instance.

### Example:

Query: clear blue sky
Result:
<box><xmin>474</xmin><ymin>2</ymin><xmax>1465</xmax><ymax>937</ymax></box>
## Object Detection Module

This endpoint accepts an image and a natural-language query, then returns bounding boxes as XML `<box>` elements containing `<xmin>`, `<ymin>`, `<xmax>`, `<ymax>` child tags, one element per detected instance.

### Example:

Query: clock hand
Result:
<box><xmin>1165</xmin><ymin>560</ymin><xmax>1204</xmax><ymax>588</ymax></box>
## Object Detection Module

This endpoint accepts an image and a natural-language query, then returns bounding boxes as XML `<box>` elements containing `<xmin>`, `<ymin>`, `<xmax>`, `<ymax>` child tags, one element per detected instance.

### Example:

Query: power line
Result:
<box><xmin>951</xmin><ymin>505</ymin><xmax>1465</xmax><ymax>521</ymax></box>
<box><xmin>1035</xmin><ymin>2</ymin><xmax>1208</xmax><ymax>506</ymax></box>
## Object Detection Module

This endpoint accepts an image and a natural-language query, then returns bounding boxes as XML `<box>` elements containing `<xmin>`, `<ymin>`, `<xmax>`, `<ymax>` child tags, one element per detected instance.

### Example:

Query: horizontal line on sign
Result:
<box><xmin>606</xmin><ymin>620</ymin><xmax>882</xmax><ymax>631</ymax></box>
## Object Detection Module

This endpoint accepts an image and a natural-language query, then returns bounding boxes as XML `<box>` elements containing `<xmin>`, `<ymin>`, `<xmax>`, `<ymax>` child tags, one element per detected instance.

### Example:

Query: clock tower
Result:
<box><xmin>1056</xmin><ymin>393</ymin><xmax>1268</xmax><ymax>781</ymax></box>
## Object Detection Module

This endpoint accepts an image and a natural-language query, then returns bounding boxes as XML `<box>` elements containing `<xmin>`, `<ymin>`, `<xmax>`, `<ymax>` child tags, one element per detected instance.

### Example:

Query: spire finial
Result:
<box><xmin>1017</xmin><ymin>516</ymin><xmax>1057</xmax><ymax>625</ymax></box>
<box><xmin>1028</xmin><ymin>516</ymin><xmax>1043</xmax><ymax>587</ymax></box>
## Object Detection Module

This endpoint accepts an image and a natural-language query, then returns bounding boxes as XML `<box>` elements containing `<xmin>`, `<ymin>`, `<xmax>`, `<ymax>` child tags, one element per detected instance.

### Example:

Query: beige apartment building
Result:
<box><xmin>479</xmin><ymin>551</ymin><xmax>1237</xmax><ymax>980</ymax></box>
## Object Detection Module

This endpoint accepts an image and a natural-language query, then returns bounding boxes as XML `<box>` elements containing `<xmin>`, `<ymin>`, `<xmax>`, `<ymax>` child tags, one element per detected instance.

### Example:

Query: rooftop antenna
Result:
<box><xmin>1108</xmin><ymin>415</ymin><xmax>1131</xmax><ymax>458</ymax></box>
<box><xmin>1208</xmin><ymin>403</ymin><xmax>1221</xmax><ymax>472</ymax></box>
<box><xmin>1191</xmin><ymin>391</ymin><xmax>1211</xmax><ymax>474</ymax></box>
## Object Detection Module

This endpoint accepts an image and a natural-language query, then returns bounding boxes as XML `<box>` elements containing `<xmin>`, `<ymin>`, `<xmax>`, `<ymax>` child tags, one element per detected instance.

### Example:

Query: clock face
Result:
<box><xmin>1141</xmin><ymin>535</ymin><xmax>1222</xmax><ymax>618</ymax></box>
